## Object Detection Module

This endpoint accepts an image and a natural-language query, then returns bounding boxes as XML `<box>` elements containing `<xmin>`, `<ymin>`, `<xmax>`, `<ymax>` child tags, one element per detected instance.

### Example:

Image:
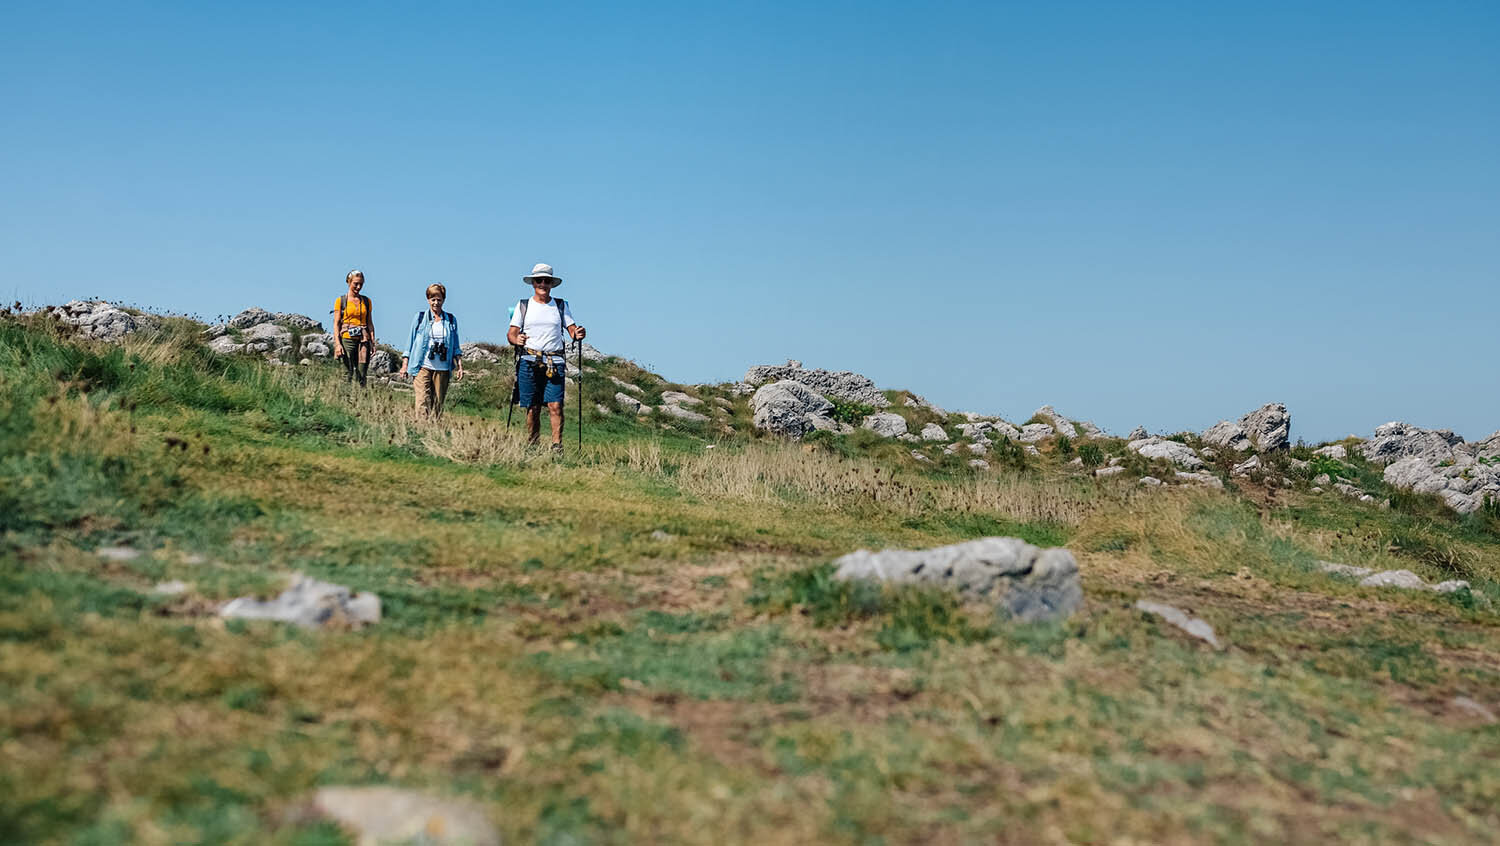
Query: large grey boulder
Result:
<box><xmin>1016</xmin><ymin>423</ymin><xmax>1054</xmax><ymax>443</ymax></box>
<box><xmin>228</xmin><ymin>307</ymin><xmax>322</xmax><ymax>332</ymax></box>
<box><xmin>310</xmin><ymin>786</ymin><xmax>500</xmax><ymax>846</ymax></box>
<box><xmin>743</xmin><ymin>361</ymin><xmax>889</xmax><ymax>408</ymax></box>
<box><xmin>751</xmin><ymin>380</ymin><xmax>836</xmax><ymax>439</ymax></box>
<box><xmin>920</xmin><ymin>422</ymin><xmax>948</xmax><ymax>442</ymax></box>
<box><xmin>1313</xmin><ymin>444</ymin><xmax>1347</xmax><ymax>459</ymax></box>
<box><xmin>459</xmin><ymin>342</ymin><xmax>503</xmax><ymax>363</ymax></box>
<box><xmin>1128</xmin><ymin>437</ymin><xmax>1205</xmax><ymax>470</ymax></box>
<box><xmin>1127</xmin><ymin>425</ymin><xmax>1149</xmax><ymax>441</ymax></box>
<box><xmin>862</xmin><ymin>412</ymin><xmax>908</xmax><ymax>438</ymax></box>
<box><xmin>369</xmin><ymin>349</ymin><xmax>397</xmax><ymax>374</ymax></box>
<box><xmin>207</xmin><ymin>335</ymin><xmax>243</xmax><ymax>355</ymax></box>
<box><xmin>615</xmin><ymin>392</ymin><xmax>648</xmax><ymax>415</ymax></box>
<box><xmin>958</xmin><ymin>420</ymin><xmax>1021</xmax><ymax>442</ymax></box>
<box><xmin>658</xmin><ymin>403</ymin><xmax>708</xmax><ymax>423</ymax></box>
<box><xmin>1201</xmin><ymin>403</ymin><xmax>1291</xmax><ymax>452</ymax></box>
<box><xmin>1032</xmin><ymin>406</ymin><xmax>1078</xmax><ymax>439</ymax></box>
<box><xmin>220</xmin><ymin>573</ymin><xmax>381</xmax><ymax>628</ymax></box>
<box><xmin>42</xmin><ymin>300</ymin><xmax>154</xmax><ymax>341</ymax></box>
<box><xmin>904</xmin><ymin>394</ymin><xmax>948</xmax><ymax>417</ymax></box>
<box><xmin>832</xmin><ymin>537</ymin><xmax>1083</xmax><ymax>622</ymax></box>
<box><xmin>1361</xmin><ymin>422</ymin><xmax>1464</xmax><ymax>465</ymax></box>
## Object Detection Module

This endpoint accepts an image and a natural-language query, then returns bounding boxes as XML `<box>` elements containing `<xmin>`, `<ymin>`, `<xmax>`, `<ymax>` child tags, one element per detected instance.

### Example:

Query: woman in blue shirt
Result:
<box><xmin>398</xmin><ymin>284</ymin><xmax>464</xmax><ymax>419</ymax></box>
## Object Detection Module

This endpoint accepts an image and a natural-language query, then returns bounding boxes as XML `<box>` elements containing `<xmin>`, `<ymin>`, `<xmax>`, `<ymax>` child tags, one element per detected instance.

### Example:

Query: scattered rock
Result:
<box><xmin>1313</xmin><ymin>444</ymin><xmax>1347</xmax><ymax>459</ymax></box>
<box><xmin>1317</xmin><ymin>561</ymin><xmax>1375</xmax><ymax>579</ymax></box>
<box><xmin>920</xmin><ymin>422</ymin><xmax>948</xmax><ymax>442</ymax></box>
<box><xmin>832</xmin><ymin>537</ymin><xmax>1083</xmax><ymax>622</ymax></box>
<box><xmin>1200</xmin><ymin>403</ymin><xmax>1291</xmax><ymax>452</ymax></box>
<box><xmin>228</xmin><ymin>307</ymin><xmax>322</xmax><ymax>331</ymax></box>
<box><xmin>910</xmin><ymin>450</ymin><xmax>931</xmax><ymax>462</ymax></box>
<box><xmin>1175</xmin><ymin>471</ymin><xmax>1224</xmax><ymax>489</ymax></box>
<box><xmin>608</xmin><ymin>376</ymin><xmax>642</xmax><ymax>394</ymax></box>
<box><xmin>1313</xmin><ymin>473</ymin><xmax>1332</xmax><ymax>486</ymax></box>
<box><xmin>220</xmin><ymin>573</ymin><xmax>381</xmax><ymax>629</ymax></box>
<box><xmin>309</xmin><ymin>786</ymin><xmax>500</xmax><ymax>846</ymax></box>
<box><xmin>658</xmin><ymin>403</ymin><xmax>708</xmax><ymax>423</ymax></box>
<box><xmin>660</xmin><ymin>390</ymin><xmax>701</xmax><ymax>406</ymax></box>
<box><xmin>1016</xmin><ymin>423</ymin><xmax>1054</xmax><ymax>443</ymax></box>
<box><xmin>153</xmin><ymin>580</ymin><xmax>190</xmax><ymax>595</ymax></box>
<box><xmin>42</xmin><ymin>300</ymin><xmax>154</xmax><ymax>341</ymax></box>
<box><xmin>1095</xmin><ymin>466</ymin><xmax>1126</xmax><ymax>478</ymax></box>
<box><xmin>369</xmin><ymin>350</ymin><xmax>397</xmax><ymax>374</ymax></box>
<box><xmin>615</xmin><ymin>392</ymin><xmax>648</xmax><ymax>415</ymax></box>
<box><xmin>1127</xmin><ymin>426</ymin><xmax>1149</xmax><ymax>441</ymax></box>
<box><xmin>1135</xmin><ymin>600</ymin><xmax>1223</xmax><ymax>649</ymax></box>
<box><xmin>1140</xmin><ymin>476</ymin><xmax>1163</xmax><ymax>487</ymax></box>
<box><xmin>1031</xmin><ymin>406</ymin><xmax>1078</xmax><ymax>439</ymax></box>
<box><xmin>1127</xmin><ymin>437</ymin><xmax>1204</xmax><ymax>470</ymax></box>
<box><xmin>903</xmin><ymin>394</ymin><xmax>948</xmax><ymax>416</ymax></box>
<box><xmin>712</xmin><ymin>397</ymin><xmax>733</xmax><ymax>410</ymax></box>
<box><xmin>743</xmin><ymin>362</ymin><xmax>889</xmax><ymax>407</ymax></box>
<box><xmin>1451</xmin><ymin>696</ymin><xmax>1498</xmax><ymax>724</ymax></box>
<box><xmin>1359</xmin><ymin>569</ymin><xmax>1429</xmax><ymax>590</ymax></box>
<box><xmin>458</xmin><ymin>342</ymin><xmax>503</xmax><ymax>363</ymax></box>
<box><xmin>594</xmin><ymin>403</ymin><xmax>611</xmax><ymax>415</ymax></box>
<box><xmin>967</xmin><ymin>442</ymin><xmax>988</xmax><ymax>456</ymax></box>
<box><xmin>1231</xmin><ymin>455</ymin><xmax>1261</xmax><ymax>477</ymax></box>
<box><xmin>649</xmin><ymin>530</ymin><xmax>675</xmax><ymax>542</ymax></box>
<box><xmin>1360</xmin><ymin>421</ymin><xmax>1463</xmax><ymax>465</ymax></box>
<box><xmin>96</xmin><ymin>546</ymin><xmax>141</xmax><ymax>561</ymax></box>
<box><xmin>750</xmin><ymin>380</ymin><xmax>836</xmax><ymax>439</ymax></box>
<box><xmin>862</xmin><ymin>412</ymin><xmax>909</xmax><ymax>438</ymax></box>
<box><xmin>968</xmin><ymin>459</ymin><xmax>991</xmax><ymax>470</ymax></box>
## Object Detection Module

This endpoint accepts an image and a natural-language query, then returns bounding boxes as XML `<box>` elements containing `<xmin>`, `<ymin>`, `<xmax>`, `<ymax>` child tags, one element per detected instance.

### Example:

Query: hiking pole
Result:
<box><xmin>575</xmin><ymin>337</ymin><xmax>583</xmax><ymax>451</ymax></box>
<box><xmin>505</xmin><ymin>347</ymin><xmax>519</xmax><ymax>428</ymax></box>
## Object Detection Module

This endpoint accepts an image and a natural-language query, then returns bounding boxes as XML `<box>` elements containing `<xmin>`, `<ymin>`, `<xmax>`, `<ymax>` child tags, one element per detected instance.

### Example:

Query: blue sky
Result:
<box><xmin>3</xmin><ymin>0</ymin><xmax>1497</xmax><ymax>442</ymax></box>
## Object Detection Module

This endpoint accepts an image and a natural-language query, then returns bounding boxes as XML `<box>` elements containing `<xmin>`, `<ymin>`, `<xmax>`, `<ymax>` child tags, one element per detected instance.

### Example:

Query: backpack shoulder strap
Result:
<box><xmin>337</xmin><ymin>295</ymin><xmax>344</xmax><ymax>316</ymax></box>
<box><xmin>554</xmin><ymin>298</ymin><xmax>566</xmax><ymax>342</ymax></box>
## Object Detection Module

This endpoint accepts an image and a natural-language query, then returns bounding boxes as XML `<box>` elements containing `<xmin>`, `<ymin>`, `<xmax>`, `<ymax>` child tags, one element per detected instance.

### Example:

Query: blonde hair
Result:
<box><xmin>346</xmin><ymin>269</ymin><xmax>365</xmax><ymax>284</ymax></box>
<box><xmin>425</xmin><ymin>283</ymin><xmax>446</xmax><ymax>298</ymax></box>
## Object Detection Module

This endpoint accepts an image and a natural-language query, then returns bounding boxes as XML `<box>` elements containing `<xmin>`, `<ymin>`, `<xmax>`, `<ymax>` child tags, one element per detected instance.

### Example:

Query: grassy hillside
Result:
<box><xmin>2</xmin><ymin>312</ymin><xmax>1498</xmax><ymax>844</ymax></box>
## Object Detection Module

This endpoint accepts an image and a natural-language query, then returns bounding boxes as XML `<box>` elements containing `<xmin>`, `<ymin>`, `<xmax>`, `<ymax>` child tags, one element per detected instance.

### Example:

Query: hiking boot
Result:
<box><xmin>550</xmin><ymin>443</ymin><xmax>564</xmax><ymax>457</ymax></box>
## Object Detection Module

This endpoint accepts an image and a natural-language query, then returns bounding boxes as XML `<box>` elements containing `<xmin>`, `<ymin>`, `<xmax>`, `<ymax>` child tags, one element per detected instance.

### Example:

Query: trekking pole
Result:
<box><xmin>506</xmin><ymin>347</ymin><xmax>519</xmax><ymax>428</ymax></box>
<box><xmin>575</xmin><ymin>337</ymin><xmax>583</xmax><ymax>451</ymax></box>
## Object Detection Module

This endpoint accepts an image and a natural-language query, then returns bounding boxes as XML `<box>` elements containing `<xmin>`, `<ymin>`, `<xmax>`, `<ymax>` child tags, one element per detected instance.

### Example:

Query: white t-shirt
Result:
<box><xmin>509</xmin><ymin>296</ymin><xmax>575</xmax><ymax>356</ymax></box>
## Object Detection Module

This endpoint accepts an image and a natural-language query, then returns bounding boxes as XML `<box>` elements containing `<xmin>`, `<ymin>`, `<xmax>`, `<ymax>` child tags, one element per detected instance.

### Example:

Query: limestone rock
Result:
<box><xmin>1140</xmin><ymin>476</ymin><xmax>1163</xmax><ymax>487</ymax></box>
<box><xmin>1313</xmin><ymin>444</ymin><xmax>1347</xmax><ymax>459</ymax></box>
<box><xmin>227</xmin><ymin>307</ymin><xmax>322</xmax><ymax>332</ymax></box>
<box><xmin>1317</xmin><ymin>561</ymin><xmax>1374</xmax><ymax>579</ymax></box>
<box><xmin>1360</xmin><ymin>422</ymin><xmax>1464</xmax><ymax>465</ymax></box>
<box><xmin>42</xmin><ymin>300</ymin><xmax>154</xmax><ymax>341</ymax></box>
<box><xmin>1016</xmin><ymin>423</ymin><xmax>1054</xmax><ymax>443</ymax></box>
<box><xmin>832</xmin><ymin>537</ymin><xmax>1083</xmax><ymax>622</ymax></box>
<box><xmin>220</xmin><ymin>573</ymin><xmax>381</xmax><ymax>629</ymax></box>
<box><xmin>310</xmin><ymin>786</ymin><xmax>500</xmax><ymax>846</ymax></box>
<box><xmin>1095</xmin><ymin>465</ymin><xmax>1126</xmax><ymax>478</ymax></box>
<box><xmin>751</xmin><ymin>380</ymin><xmax>836</xmax><ymax>439</ymax></box>
<box><xmin>1175</xmin><ymin>471</ymin><xmax>1224</xmax><ymax>489</ymax></box>
<box><xmin>1128</xmin><ymin>426</ymin><xmax>1149</xmax><ymax>441</ymax></box>
<box><xmin>910</xmin><ymin>450</ymin><xmax>931</xmax><ymax>462</ymax></box>
<box><xmin>969</xmin><ymin>459</ymin><xmax>991</xmax><ymax>470</ymax></box>
<box><xmin>615</xmin><ymin>392</ymin><xmax>647</xmax><ymax>415</ymax></box>
<box><xmin>1231</xmin><ymin>455</ymin><xmax>1261</xmax><ymax>477</ymax></box>
<box><xmin>1201</xmin><ymin>403</ymin><xmax>1290</xmax><ymax>452</ymax></box>
<box><xmin>1031</xmin><ymin>406</ymin><xmax>1078</xmax><ymax>439</ymax></box>
<box><xmin>920</xmin><ymin>422</ymin><xmax>948</xmax><ymax>442</ymax></box>
<box><xmin>1128</xmin><ymin>437</ymin><xmax>1204</xmax><ymax>470</ymax></box>
<box><xmin>207</xmin><ymin>335</ymin><xmax>243</xmax><ymax>355</ymax></box>
<box><xmin>743</xmin><ymin>362</ymin><xmax>889</xmax><ymax>407</ymax></box>
<box><xmin>610</xmin><ymin>376</ymin><xmax>643</xmax><ymax>395</ymax></box>
<box><xmin>660</xmin><ymin>390</ymin><xmax>702</xmax><ymax>406</ymax></box>
<box><xmin>369</xmin><ymin>350</ymin><xmax>397</xmax><ymax>374</ymax></box>
<box><xmin>658</xmin><ymin>403</ymin><xmax>708</xmax><ymax>423</ymax></box>
<box><xmin>1135</xmin><ymin>600</ymin><xmax>1223</xmax><ymax>649</ymax></box>
<box><xmin>862</xmin><ymin>413</ymin><xmax>909</xmax><ymax>438</ymax></box>
<box><xmin>903</xmin><ymin>394</ymin><xmax>948</xmax><ymax>417</ymax></box>
<box><xmin>459</xmin><ymin>342</ymin><xmax>503</xmax><ymax>363</ymax></box>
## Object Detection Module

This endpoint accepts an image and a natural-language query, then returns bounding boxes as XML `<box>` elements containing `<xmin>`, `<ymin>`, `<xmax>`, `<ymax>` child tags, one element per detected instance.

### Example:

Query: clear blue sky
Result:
<box><xmin>4</xmin><ymin>1</ymin><xmax>1497</xmax><ymax>443</ymax></box>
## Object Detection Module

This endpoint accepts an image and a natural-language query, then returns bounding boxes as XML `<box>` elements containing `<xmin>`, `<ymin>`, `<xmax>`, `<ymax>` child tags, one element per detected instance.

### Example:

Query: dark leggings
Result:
<box><xmin>340</xmin><ymin>341</ymin><xmax>369</xmax><ymax>387</ymax></box>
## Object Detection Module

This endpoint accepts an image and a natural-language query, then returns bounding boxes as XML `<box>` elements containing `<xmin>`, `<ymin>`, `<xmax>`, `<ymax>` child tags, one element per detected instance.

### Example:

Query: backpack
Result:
<box><xmin>513</xmin><ymin>297</ymin><xmax>566</xmax><ymax>353</ymax></box>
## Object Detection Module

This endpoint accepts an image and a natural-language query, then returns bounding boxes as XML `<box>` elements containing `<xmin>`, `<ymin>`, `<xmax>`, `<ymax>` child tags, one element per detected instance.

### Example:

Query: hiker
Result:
<box><xmin>398</xmin><ymin>284</ymin><xmax>464</xmax><ymax>419</ymax></box>
<box><xmin>508</xmin><ymin>263</ymin><xmax>586</xmax><ymax>451</ymax></box>
<box><xmin>332</xmin><ymin>270</ymin><xmax>375</xmax><ymax>387</ymax></box>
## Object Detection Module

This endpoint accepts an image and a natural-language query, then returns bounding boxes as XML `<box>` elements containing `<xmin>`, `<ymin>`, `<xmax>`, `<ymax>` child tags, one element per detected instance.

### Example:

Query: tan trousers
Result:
<box><xmin>413</xmin><ymin>368</ymin><xmax>452</xmax><ymax>418</ymax></box>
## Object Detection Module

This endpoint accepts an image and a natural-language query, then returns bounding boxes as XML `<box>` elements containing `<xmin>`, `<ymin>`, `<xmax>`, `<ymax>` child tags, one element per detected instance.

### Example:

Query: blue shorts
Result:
<box><xmin>517</xmin><ymin>359</ymin><xmax>566</xmax><ymax>407</ymax></box>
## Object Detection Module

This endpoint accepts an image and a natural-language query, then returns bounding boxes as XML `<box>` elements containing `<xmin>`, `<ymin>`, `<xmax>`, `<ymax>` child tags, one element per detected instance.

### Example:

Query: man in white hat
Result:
<box><xmin>508</xmin><ymin>263</ymin><xmax>587</xmax><ymax>451</ymax></box>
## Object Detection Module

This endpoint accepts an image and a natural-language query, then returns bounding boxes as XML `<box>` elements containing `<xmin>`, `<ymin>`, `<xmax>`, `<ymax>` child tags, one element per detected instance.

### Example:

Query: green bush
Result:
<box><xmin>1078</xmin><ymin>443</ymin><xmax>1105</xmax><ymax>467</ymax></box>
<box><xmin>828</xmin><ymin>398</ymin><xmax>876</xmax><ymax>426</ymax></box>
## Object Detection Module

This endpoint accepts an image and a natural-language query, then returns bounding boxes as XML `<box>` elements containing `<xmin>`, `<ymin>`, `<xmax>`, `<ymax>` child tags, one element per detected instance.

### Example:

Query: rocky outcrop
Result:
<box><xmin>1317</xmin><ymin>561</ymin><xmax>1469</xmax><ymax>593</ymax></box>
<box><xmin>1016</xmin><ymin>423</ymin><xmax>1054</xmax><ymax>443</ymax></box>
<box><xmin>1313</xmin><ymin>444</ymin><xmax>1347</xmax><ymax>459</ymax></box>
<box><xmin>226</xmin><ymin>306</ymin><xmax>323</xmax><ymax>332</ymax></box>
<box><xmin>862</xmin><ymin>412</ymin><xmax>908</xmax><ymax>438</ymax></box>
<box><xmin>919</xmin><ymin>422</ymin><xmax>948</xmax><ymax>442</ymax></box>
<box><xmin>1128</xmin><ymin>437</ymin><xmax>1205</xmax><ymax>470</ymax></box>
<box><xmin>1361</xmin><ymin>423</ymin><xmax>1500</xmax><ymax>514</ymax></box>
<box><xmin>38</xmin><ymin>300</ymin><xmax>158</xmax><ymax>341</ymax></box>
<box><xmin>751</xmin><ymin>380</ymin><xmax>836</xmax><ymax>439</ymax></box>
<box><xmin>1200</xmin><ymin>403</ymin><xmax>1290</xmax><ymax>452</ymax></box>
<box><xmin>1033</xmin><ymin>405</ymin><xmax>1103</xmax><ymax>439</ymax></box>
<box><xmin>743</xmin><ymin>361</ymin><xmax>889</xmax><ymax>408</ymax></box>
<box><xmin>832</xmin><ymin>537</ymin><xmax>1083</xmax><ymax>622</ymax></box>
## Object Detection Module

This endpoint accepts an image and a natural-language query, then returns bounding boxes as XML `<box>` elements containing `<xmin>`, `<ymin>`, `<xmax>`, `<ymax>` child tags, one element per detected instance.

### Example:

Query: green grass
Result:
<box><xmin>2</xmin><ymin>313</ymin><xmax>1499</xmax><ymax>844</ymax></box>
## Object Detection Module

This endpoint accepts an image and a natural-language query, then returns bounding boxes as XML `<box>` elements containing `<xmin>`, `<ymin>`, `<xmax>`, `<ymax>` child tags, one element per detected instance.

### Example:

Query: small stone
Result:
<box><xmin>220</xmin><ymin>573</ymin><xmax>381</xmax><ymax>628</ymax></box>
<box><xmin>862</xmin><ymin>412</ymin><xmax>909</xmax><ymax>438</ymax></box>
<box><xmin>1175</xmin><ymin>471</ymin><xmax>1224</xmax><ymax>489</ymax></box>
<box><xmin>310</xmin><ymin>786</ymin><xmax>500</xmax><ymax>846</ymax></box>
<box><xmin>1095</xmin><ymin>466</ymin><xmax>1126</xmax><ymax>478</ymax></box>
<box><xmin>1451</xmin><ymin>696</ymin><xmax>1498</xmax><ymax>723</ymax></box>
<box><xmin>1135</xmin><ymin>599</ymin><xmax>1223</xmax><ymax>650</ymax></box>
<box><xmin>1140</xmin><ymin>476</ymin><xmax>1163</xmax><ymax>487</ymax></box>
<box><xmin>969</xmin><ymin>458</ymin><xmax>990</xmax><ymax>469</ymax></box>
<box><xmin>1313</xmin><ymin>444</ymin><xmax>1347</xmax><ymax>459</ymax></box>
<box><xmin>1358</xmin><ymin>570</ymin><xmax>1427</xmax><ymax>590</ymax></box>
<box><xmin>153</xmin><ymin>580</ymin><xmax>189</xmax><ymax>595</ymax></box>
<box><xmin>910</xmin><ymin>450</ymin><xmax>931</xmax><ymax>462</ymax></box>
<box><xmin>1317</xmin><ymin>561</ymin><xmax>1375</xmax><ymax>579</ymax></box>
<box><xmin>96</xmin><ymin>546</ymin><xmax>141</xmax><ymax>561</ymax></box>
<box><xmin>650</xmin><ymin>530</ymin><xmax>674</xmax><ymax>542</ymax></box>
<box><xmin>615</xmin><ymin>392</ymin><xmax>647</xmax><ymax>415</ymax></box>
<box><xmin>920</xmin><ymin>422</ymin><xmax>948</xmax><ymax>442</ymax></box>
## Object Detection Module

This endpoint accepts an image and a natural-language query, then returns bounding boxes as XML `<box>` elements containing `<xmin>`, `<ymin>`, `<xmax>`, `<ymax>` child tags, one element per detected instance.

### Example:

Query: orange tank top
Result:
<box><xmin>336</xmin><ymin>295</ymin><xmax>370</xmax><ymax>338</ymax></box>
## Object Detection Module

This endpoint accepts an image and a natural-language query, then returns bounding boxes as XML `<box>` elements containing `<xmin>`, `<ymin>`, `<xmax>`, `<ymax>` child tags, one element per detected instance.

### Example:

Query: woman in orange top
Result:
<box><xmin>333</xmin><ymin>270</ymin><xmax>375</xmax><ymax>386</ymax></box>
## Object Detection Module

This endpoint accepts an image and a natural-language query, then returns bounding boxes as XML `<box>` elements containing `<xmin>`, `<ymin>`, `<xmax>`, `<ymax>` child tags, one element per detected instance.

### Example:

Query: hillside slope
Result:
<box><xmin>2</xmin><ymin>308</ymin><xmax>1498</xmax><ymax>844</ymax></box>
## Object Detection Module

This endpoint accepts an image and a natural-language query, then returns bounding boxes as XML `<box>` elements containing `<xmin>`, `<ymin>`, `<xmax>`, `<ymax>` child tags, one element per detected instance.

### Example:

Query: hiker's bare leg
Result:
<box><xmin>526</xmin><ymin>407</ymin><xmax>542</xmax><ymax>444</ymax></box>
<box><xmin>548</xmin><ymin>401</ymin><xmax>564</xmax><ymax>445</ymax></box>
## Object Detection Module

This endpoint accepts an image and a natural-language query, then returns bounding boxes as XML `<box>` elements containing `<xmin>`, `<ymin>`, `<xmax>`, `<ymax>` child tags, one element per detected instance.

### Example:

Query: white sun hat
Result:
<box><xmin>522</xmin><ymin>263</ymin><xmax>562</xmax><ymax>285</ymax></box>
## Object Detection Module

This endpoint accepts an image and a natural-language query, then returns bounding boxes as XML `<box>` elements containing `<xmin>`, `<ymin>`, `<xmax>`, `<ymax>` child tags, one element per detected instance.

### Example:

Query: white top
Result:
<box><xmin>509</xmin><ymin>296</ymin><xmax>575</xmax><ymax>357</ymax></box>
<box><xmin>429</xmin><ymin>316</ymin><xmax>448</xmax><ymax>342</ymax></box>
